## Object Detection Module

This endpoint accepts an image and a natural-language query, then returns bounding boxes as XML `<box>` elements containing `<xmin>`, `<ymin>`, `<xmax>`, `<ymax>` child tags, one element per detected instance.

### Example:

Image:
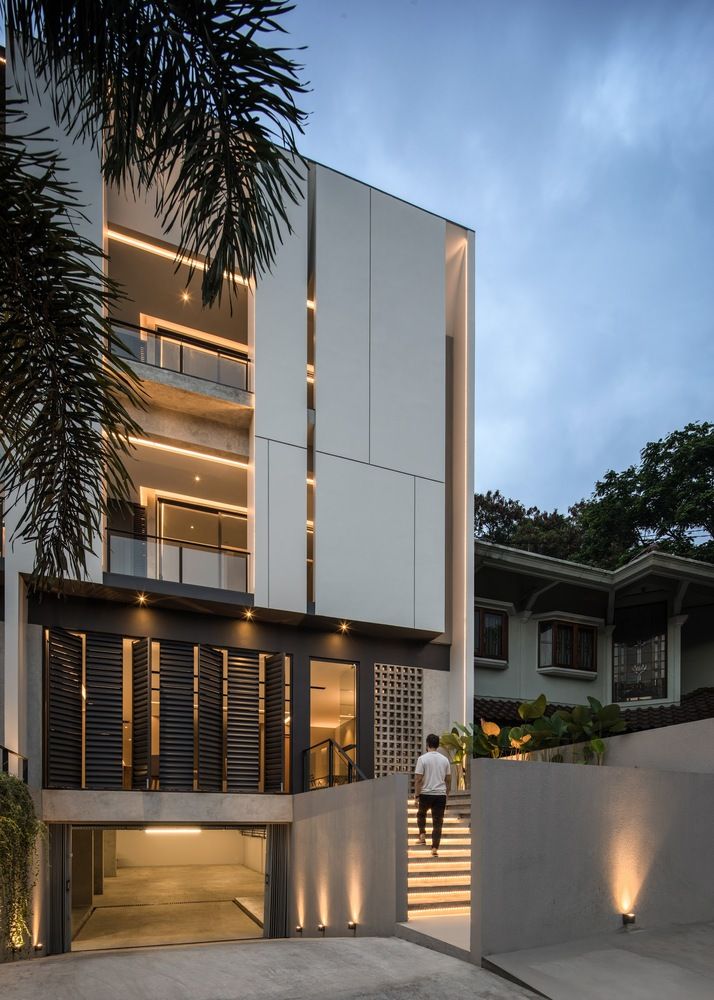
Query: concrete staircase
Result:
<box><xmin>407</xmin><ymin>791</ymin><xmax>471</xmax><ymax>917</ymax></box>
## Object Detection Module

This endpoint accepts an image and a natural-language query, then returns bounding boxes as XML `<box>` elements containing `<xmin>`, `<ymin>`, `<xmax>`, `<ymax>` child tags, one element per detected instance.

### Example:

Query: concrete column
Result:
<box><xmin>93</xmin><ymin>830</ymin><xmax>104</xmax><ymax>895</ymax></box>
<box><xmin>103</xmin><ymin>830</ymin><xmax>117</xmax><ymax>877</ymax></box>
<box><xmin>668</xmin><ymin>614</ymin><xmax>688</xmax><ymax>704</ymax></box>
<box><xmin>71</xmin><ymin>829</ymin><xmax>94</xmax><ymax>909</ymax></box>
<box><xmin>603</xmin><ymin>624</ymin><xmax>616</xmax><ymax>704</ymax></box>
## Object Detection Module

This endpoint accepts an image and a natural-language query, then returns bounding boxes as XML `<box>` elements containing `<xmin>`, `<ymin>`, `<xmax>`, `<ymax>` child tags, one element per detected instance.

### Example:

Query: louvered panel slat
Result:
<box><xmin>159</xmin><ymin>640</ymin><xmax>195</xmax><ymax>790</ymax></box>
<box><xmin>264</xmin><ymin>652</ymin><xmax>285</xmax><ymax>794</ymax></box>
<box><xmin>85</xmin><ymin>632</ymin><xmax>124</xmax><ymax>789</ymax></box>
<box><xmin>132</xmin><ymin>638</ymin><xmax>150</xmax><ymax>789</ymax></box>
<box><xmin>46</xmin><ymin>629</ymin><xmax>83</xmax><ymax>788</ymax></box>
<box><xmin>226</xmin><ymin>648</ymin><xmax>260</xmax><ymax>792</ymax></box>
<box><xmin>198</xmin><ymin>646</ymin><xmax>223</xmax><ymax>791</ymax></box>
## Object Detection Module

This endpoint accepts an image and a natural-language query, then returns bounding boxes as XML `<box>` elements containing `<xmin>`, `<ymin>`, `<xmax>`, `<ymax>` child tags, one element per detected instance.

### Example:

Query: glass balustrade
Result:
<box><xmin>106</xmin><ymin>530</ymin><xmax>249</xmax><ymax>593</ymax></box>
<box><xmin>112</xmin><ymin>322</ymin><xmax>250</xmax><ymax>392</ymax></box>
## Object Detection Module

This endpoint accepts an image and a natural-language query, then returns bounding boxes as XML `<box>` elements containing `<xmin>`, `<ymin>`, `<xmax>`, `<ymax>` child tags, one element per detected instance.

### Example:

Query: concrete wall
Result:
<box><xmin>471</xmin><ymin>758</ymin><xmax>714</xmax><ymax>959</ymax></box>
<box><xmin>601</xmin><ymin>718</ymin><xmax>714</xmax><ymax>772</ymax></box>
<box><xmin>40</xmin><ymin>790</ymin><xmax>292</xmax><ymax>825</ymax></box>
<box><xmin>290</xmin><ymin>774</ymin><xmax>407</xmax><ymax>937</ymax></box>
<box><xmin>115</xmin><ymin>828</ymin><xmax>264</xmax><ymax>869</ymax></box>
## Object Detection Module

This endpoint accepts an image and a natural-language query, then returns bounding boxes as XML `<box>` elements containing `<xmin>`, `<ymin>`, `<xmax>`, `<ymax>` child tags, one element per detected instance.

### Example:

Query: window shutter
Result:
<box><xmin>264</xmin><ymin>653</ymin><xmax>286</xmax><ymax>794</ymax></box>
<box><xmin>46</xmin><ymin>629</ymin><xmax>83</xmax><ymax>788</ymax></box>
<box><xmin>198</xmin><ymin>646</ymin><xmax>224</xmax><ymax>791</ymax></box>
<box><xmin>85</xmin><ymin>632</ymin><xmax>124</xmax><ymax>789</ymax></box>
<box><xmin>131</xmin><ymin>638</ymin><xmax>150</xmax><ymax>789</ymax></box>
<box><xmin>226</xmin><ymin>648</ymin><xmax>260</xmax><ymax>792</ymax></box>
<box><xmin>159</xmin><ymin>640</ymin><xmax>195</xmax><ymax>790</ymax></box>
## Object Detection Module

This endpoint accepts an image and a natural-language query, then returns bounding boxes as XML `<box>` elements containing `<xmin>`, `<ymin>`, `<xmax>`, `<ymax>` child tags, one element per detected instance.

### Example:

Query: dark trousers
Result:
<box><xmin>417</xmin><ymin>794</ymin><xmax>447</xmax><ymax>849</ymax></box>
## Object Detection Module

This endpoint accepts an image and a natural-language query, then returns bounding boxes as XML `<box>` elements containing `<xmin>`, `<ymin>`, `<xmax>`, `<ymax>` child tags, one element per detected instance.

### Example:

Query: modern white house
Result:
<box><xmin>1</xmin><ymin>50</ymin><xmax>475</xmax><ymax>956</ymax></box>
<box><xmin>473</xmin><ymin>539</ymin><xmax>714</xmax><ymax>726</ymax></box>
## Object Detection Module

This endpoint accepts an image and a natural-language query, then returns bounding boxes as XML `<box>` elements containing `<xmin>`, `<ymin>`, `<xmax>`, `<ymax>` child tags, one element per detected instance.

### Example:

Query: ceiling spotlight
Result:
<box><xmin>244</xmin><ymin>608</ymin><xmax>254</xmax><ymax>621</ymax></box>
<box><xmin>339</xmin><ymin>621</ymin><xmax>350</xmax><ymax>633</ymax></box>
<box><xmin>181</xmin><ymin>290</ymin><xmax>191</xmax><ymax>303</ymax></box>
<box><xmin>194</xmin><ymin>475</ymin><xmax>201</xmax><ymax>482</ymax></box>
<box><xmin>137</xmin><ymin>593</ymin><xmax>147</xmax><ymax>606</ymax></box>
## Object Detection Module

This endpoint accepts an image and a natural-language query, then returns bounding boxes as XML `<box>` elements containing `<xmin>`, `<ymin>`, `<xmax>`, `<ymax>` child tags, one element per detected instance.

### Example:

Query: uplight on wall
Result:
<box><xmin>295</xmin><ymin>925</ymin><xmax>303</xmax><ymax>935</ymax></box>
<box><xmin>622</xmin><ymin>912</ymin><xmax>636</xmax><ymax>927</ymax></box>
<box><xmin>317</xmin><ymin>923</ymin><xmax>326</xmax><ymax>936</ymax></box>
<box><xmin>347</xmin><ymin>921</ymin><xmax>357</xmax><ymax>935</ymax></box>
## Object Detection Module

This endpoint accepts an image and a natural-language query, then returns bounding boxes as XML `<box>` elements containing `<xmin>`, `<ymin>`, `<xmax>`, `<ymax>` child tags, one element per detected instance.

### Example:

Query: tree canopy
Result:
<box><xmin>475</xmin><ymin>422</ymin><xmax>714</xmax><ymax>569</ymax></box>
<box><xmin>1</xmin><ymin>1</ymin><xmax>307</xmax><ymax>585</ymax></box>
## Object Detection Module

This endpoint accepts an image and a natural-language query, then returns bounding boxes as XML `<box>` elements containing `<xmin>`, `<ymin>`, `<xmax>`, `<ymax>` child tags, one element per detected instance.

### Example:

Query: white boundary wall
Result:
<box><xmin>471</xmin><ymin>757</ymin><xmax>714</xmax><ymax>959</ymax></box>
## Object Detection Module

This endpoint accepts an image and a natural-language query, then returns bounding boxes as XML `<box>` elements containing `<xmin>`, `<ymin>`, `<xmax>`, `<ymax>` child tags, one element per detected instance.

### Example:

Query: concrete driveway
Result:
<box><xmin>0</xmin><ymin>937</ymin><xmax>536</xmax><ymax>1000</ymax></box>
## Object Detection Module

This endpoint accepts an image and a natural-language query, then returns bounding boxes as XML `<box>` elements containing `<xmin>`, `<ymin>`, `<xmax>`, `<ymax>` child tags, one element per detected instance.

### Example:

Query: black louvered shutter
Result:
<box><xmin>131</xmin><ymin>638</ymin><xmax>150</xmax><ymax>789</ymax></box>
<box><xmin>198</xmin><ymin>646</ymin><xmax>224</xmax><ymax>791</ymax></box>
<box><xmin>264</xmin><ymin>653</ymin><xmax>286</xmax><ymax>794</ymax></box>
<box><xmin>84</xmin><ymin>633</ymin><xmax>124</xmax><ymax>789</ymax></box>
<box><xmin>264</xmin><ymin>824</ymin><xmax>289</xmax><ymax>938</ymax></box>
<box><xmin>226</xmin><ymin>649</ymin><xmax>260</xmax><ymax>792</ymax></box>
<box><xmin>159</xmin><ymin>640</ymin><xmax>195</xmax><ymax>790</ymax></box>
<box><xmin>46</xmin><ymin>629</ymin><xmax>83</xmax><ymax>788</ymax></box>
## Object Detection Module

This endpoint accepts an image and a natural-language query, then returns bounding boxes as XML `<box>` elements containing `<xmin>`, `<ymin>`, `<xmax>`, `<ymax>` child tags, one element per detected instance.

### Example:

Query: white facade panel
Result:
<box><xmin>267</xmin><ymin>441</ymin><xmax>307</xmax><ymax>613</ymax></box>
<box><xmin>253</xmin><ymin>167</ymin><xmax>308</xmax><ymax>449</ymax></box>
<box><xmin>314</xmin><ymin>454</ymin><xmax>414</xmax><ymax>628</ymax></box>
<box><xmin>414</xmin><ymin>478</ymin><xmax>445</xmax><ymax>633</ymax></box>
<box><xmin>314</xmin><ymin>165</ymin><xmax>370</xmax><ymax>462</ymax></box>
<box><xmin>369</xmin><ymin>191</ymin><xmax>446</xmax><ymax>482</ymax></box>
<box><xmin>252</xmin><ymin>436</ymin><xmax>269</xmax><ymax>606</ymax></box>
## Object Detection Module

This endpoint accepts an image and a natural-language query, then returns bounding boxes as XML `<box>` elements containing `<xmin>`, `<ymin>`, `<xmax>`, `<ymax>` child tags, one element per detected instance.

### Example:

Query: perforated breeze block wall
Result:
<box><xmin>374</xmin><ymin>663</ymin><xmax>423</xmax><ymax>779</ymax></box>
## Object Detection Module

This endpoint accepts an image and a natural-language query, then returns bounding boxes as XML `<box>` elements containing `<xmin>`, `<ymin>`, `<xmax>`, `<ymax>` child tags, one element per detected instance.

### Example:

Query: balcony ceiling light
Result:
<box><xmin>106</xmin><ymin>228</ymin><xmax>248</xmax><ymax>286</ymax></box>
<box><xmin>127</xmin><ymin>436</ymin><xmax>249</xmax><ymax>469</ymax></box>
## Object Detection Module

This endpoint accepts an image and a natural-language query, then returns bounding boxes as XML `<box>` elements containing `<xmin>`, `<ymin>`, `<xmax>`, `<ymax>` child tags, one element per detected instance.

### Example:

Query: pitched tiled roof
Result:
<box><xmin>473</xmin><ymin>687</ymin><xmax>714</xmax><ymax>735</ymax></box>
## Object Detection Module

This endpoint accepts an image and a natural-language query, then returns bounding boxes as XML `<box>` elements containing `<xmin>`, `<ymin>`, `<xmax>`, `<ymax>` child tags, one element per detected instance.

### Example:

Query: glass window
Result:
<box><xmin>475</xmin><ymin>607</ymin><xmax>508</xmax><ymax>660</ymax></box>
<box><xmin>539</xmin><ymin>621</ymin><xmax>597</xmax><ymax>672</ymax></box>
<box><xmin>612</xmin><ymin>604</ymin><xmax>667</xmax><ymax>702</ymax></box>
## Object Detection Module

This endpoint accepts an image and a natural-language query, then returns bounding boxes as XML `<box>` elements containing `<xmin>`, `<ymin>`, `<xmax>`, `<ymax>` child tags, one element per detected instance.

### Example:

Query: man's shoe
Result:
<box><xmin>417</xmin><ymin>834</ymin><xmax>426</xmax><ymax>845</ymax></box>
<box><xmin>431</xmin><ymin>847</ymin><xmax>439</xmax><ymax>857</ymax></box>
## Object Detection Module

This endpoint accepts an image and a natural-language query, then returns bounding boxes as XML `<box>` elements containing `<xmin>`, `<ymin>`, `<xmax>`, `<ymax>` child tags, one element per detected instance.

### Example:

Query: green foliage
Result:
<box><xmin>459</xmin><ymin>694</ymin><xmax>627</xmax><ymax>768</ymax></box>
<box><xmin>1</xmin><ymin>111</ymin><xmax>145</xmax><ymax>587</ymax></box>
<box><xmin>0</xmin><ymin>774</ymin><xmax>44</xmax><ymax>952</ymax></box>
<box><xmin>475</xmin><ymin>422</ymin><xmax>714</xmax><ymax>569</ymax></box>
<box><xmin>2</xmin><ymin>1</ymin><xmax>308</xmax><ymax>585</ymax></box>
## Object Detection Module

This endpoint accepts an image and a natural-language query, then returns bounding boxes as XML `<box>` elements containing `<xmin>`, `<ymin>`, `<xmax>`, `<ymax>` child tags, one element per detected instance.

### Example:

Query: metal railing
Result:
<box><xmin>111</xmin><ymin>320</ymin><xmax>251</xmax><ymax>392</ymax></box>
<box><xmin>106</xmin><ymin>529</ymin><xmax>250</xmax><ymax>593</ymax></box>
<box><xmin>303</xmin><ymin>738</ymin><xmax>366</xmax><ymax>791</ymax></box>
<box><xmin>2</xmin><ymin>746</ymin><xmax>29</xmax><ymax>783</ymax></box>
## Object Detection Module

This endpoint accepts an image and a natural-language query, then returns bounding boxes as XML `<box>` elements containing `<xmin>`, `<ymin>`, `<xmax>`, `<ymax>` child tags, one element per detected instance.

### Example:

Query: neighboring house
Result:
<box><xmin>1</xmin><ymin>53</ymin><xmax>475</xmax><ymax>955</ymax></box>
<box><xmin>474</xmin><ymin>539</ymin><xmax>714</xmax><ymax>729</ymax></box>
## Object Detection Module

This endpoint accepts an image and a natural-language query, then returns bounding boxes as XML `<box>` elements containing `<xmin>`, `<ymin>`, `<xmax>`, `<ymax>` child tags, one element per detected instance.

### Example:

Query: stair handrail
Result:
<box><xmin>302</xmin><ymin>738</ymin><xmax>367</xmax><ymax>791</ymax></box>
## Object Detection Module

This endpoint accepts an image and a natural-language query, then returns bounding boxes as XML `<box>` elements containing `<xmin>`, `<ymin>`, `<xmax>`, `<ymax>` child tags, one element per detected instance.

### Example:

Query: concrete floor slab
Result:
<box><xmin>396</xmin><ymin>914</ymin><xmax>470</xmax><ymax>960</ymax></box>
<box><xmin>0</xmin><ymin>937</ymin><xmax>538</xmax><ymax>1000</ymax></box>
<box><xmin>487</xmin><ymin>920</ymin><xmax>714</xmax><ymax>1000</ymax></box>
<box><xmin>76</xmin><ymin>863</ymin><xmax>264</xmax><ymax>951</ymax></box>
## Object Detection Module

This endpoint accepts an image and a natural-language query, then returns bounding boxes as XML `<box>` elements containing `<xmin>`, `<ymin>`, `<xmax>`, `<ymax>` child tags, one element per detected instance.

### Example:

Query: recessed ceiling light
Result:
<box><xmin>137</xmin><ymin>593</ymin><xmax>147</xmax><ymax>606</ymax></box>
<box><xmin>181</xmin><ymin>290</ymin><xmax>190</xmax><ymax>302</ymax></box>
<box><xmin>194</xmin><ymin>475</ymin><xmax>201</xmax><ymax>482</ymax></box>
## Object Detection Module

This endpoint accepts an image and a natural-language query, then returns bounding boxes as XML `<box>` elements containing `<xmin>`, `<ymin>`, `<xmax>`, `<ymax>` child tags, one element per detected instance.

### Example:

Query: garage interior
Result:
<box><xmin>70</xmin><ymin>826</ymin><xmax>266</xmax><ymax>951</ymax></box>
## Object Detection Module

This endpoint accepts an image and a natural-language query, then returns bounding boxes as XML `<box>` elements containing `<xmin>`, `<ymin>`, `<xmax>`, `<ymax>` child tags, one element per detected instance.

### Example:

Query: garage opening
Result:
<box><xmin>69</xmin><ymin>826</ymin><xmax>269</xmax><ymax>951</ymax></box>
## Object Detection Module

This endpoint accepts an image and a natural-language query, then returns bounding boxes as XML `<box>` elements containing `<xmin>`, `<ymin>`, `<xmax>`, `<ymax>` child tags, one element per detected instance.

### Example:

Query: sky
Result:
<box><xmin>283</xmin><ymin>0</ymin><xmax>714</xmax><ymax>512</ymax></box>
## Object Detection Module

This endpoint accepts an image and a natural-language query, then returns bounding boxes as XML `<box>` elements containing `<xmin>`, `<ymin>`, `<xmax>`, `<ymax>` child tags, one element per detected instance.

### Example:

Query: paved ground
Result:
<box><xmin>488</xmin><ymin>919</ymin><xmax>714</xmax><ymax>1000</ymax></box>
<box><xmin>73</xmin><ymin>863</ymin><xmax>264</xmax><ymax>951</ymax></box>
<box><xmin>0</xmin><ymin>937</ymin><xmax>537</xmax><ymax>1000</ymax></box>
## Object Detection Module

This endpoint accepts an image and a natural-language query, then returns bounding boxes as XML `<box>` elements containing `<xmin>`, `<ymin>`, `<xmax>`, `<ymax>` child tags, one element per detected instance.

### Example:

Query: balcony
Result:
<box><xmin>113</xmin><ymin>321</ymin><xmax>251</xmax><ymax>393</ymax></box>
<box><xmin>106</xmin><ymin>529</ymin><xmax>250</xmax><ymax>594</ymax></box>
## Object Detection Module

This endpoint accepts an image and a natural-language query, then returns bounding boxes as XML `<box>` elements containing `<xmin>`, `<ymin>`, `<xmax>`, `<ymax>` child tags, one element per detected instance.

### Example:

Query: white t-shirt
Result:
<box><xmin>415</xmin><ymin>750</ymin><xmax>450</xmax><ymax>795</ymax></box>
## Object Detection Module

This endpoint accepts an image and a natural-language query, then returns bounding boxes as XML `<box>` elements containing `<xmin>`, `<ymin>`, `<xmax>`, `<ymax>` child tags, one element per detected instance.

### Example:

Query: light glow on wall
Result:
<box><xmin>106</xmin><ymin>228</ymin><xmax>248</xmax><ymax>286</ymax></box>
<box><xmin>127</xmin><ymin>436</ymin><xmax>249</xmax><ymax>469</ymax></box>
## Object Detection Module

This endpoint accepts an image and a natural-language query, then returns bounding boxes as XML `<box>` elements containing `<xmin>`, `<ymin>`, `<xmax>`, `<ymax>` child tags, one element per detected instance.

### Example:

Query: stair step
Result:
<box><xmin>408</xmin><ymin>838</ymin><xmax>471</xmax><ymax>847</ymax></box>
<box><xmin>408</xmin><ymin>889</ymin><xmax>470</xmax><ymax>904</ymax></box>
<box><xmin>408</xmin><ymin>862</ymin><xmax>471</xmax><ymax>874</ymax></box>
<box><xmin>408</xmin><ymin>901</ymin><xmax>471</xmax><ymax>915</ymax></box>
<box><xmin>408</xmin><ymin>850</ymin><xmax>470</xmax><ymax>861</ymax></box>
<box><xmin>408</xmin><ymin>881</ymin><xmax>470</xmax><ymax>894</ymax></box>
